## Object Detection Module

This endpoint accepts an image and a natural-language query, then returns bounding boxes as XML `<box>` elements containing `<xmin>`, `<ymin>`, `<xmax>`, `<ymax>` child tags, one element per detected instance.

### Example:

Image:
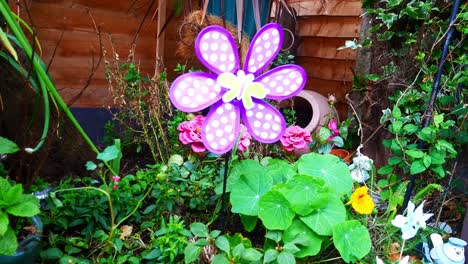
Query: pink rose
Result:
<box><xmin>327</xmin><ymin>119</ymin><xmax>339</xmax><ymax>141</ymax></box>
<box><xmin>177</xmin><ymin>115</ymin><xmax>206</xmax><ymax>152</ymax></box>
<box><xmin>238</xmin><ymin>124</ymin><xmax>252</xmax><ymax>152</ymax></box>
<box><xmin>280</xmin><ymin>126</ymin><xmax>312</xmax><ymax>152</ymax></box>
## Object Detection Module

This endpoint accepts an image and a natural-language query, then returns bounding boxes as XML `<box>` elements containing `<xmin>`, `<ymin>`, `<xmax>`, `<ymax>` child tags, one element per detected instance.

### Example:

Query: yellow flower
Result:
<box><xmin>347</xmin><ymin>186</ymin><xmax>375</xmax><ymax>215</ymax></box>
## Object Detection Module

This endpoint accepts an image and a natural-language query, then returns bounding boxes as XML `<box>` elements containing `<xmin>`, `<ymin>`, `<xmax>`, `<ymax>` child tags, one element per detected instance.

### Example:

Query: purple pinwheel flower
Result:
<box><xmin>170</xmin><ymin>23</ymin><xmax>307</xmax><ymax>154</ymax></box>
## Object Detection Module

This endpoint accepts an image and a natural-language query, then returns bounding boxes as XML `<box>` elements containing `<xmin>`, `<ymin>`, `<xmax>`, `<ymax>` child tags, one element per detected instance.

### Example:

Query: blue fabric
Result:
<box><xmin>207</xmin><ymin>0</ymin><xmax>270</xmax><ymax>38</ymax></box>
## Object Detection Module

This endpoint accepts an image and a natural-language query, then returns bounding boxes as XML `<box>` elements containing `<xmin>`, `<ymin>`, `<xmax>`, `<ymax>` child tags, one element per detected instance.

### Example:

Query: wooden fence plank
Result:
<box><xmin>297</xmin><ymin>16</ymin><xmax>361</xmax><ymax>38</ymax></box>
<box><xmin>297</xmin><ymin>37</ymin><xmax>356</xmax><ymax>60</ymax></box>
<box><xmin>296</xmin><ymin>57</ymin><xmax>355</xmax><ymax>82</ymax></box>
<box><xmin>287</xmin><ymin>0</ymin><xmax>362</xmax><ymax>16</ymax></box>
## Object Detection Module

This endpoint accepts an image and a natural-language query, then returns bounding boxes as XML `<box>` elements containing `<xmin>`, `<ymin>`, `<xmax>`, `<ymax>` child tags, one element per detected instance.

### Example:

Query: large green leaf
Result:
<box><xmin>0</xmin><ymin>136</ymin><xmax>19</xmax><ymax>154</ymax></box>
<box><xmin>299</xmin><ymin>195</ymin><xmax>346</xmax><ymax>236</ymax></box>
<box><xmin>96</xmin><ymin>145</ymin><xmax>119</xmax><ymax>162</ymax></box>
<box><xmin>332</xmin><ymin>220</ymin><xmax>371</xmax><ymax>263</ymax></box>
<box><xmin>230</xmin><ymin>172</ymin><xmax>273</xmax><ymax>216</ymax></box>
<box><xmin>280</xmin><ymin>175</ymin><xmax>329</xmax><ymax>216</ymax></box>
<box><xmin>283</xmin><ymin>219</ymin><xmax>323</xmax><ymax>258</ymax></box>
<box><xmin>227</xmin><ymin>160</ymin><xmax>265</xmax><ymax>192</ymax></box>
<box><xmin>7</xmin><ymin>199</ymin><xmax>40</xmax><ymax>217</ymax></box>
<box><xmin>0</xmin><ymin>211</ymin><xmax>8</xmax><ymax>236</ymax></box>
<box><xmin>297</xmin><ymin>153</ymin><xmax>352</xmax><ymax>196</ymax></box>
<box><xmin>184</xmin><ymin>244</ymin><xmax>202</xmax><ymax>264</ymax></box>
<box><xmin>258</xmin><ymin>191</ymin><xmax>295</xmax><ymax>230</ymax></box>
<box><xmin>0</xmin><ymin>227</ymin><xmax>18</xmax><ymax>255</ymax></box>
<box><xmin>264</xmin><ymin>159</ymin><xmax>296</xmax><ymax>184</ymax></box>
<box><xmin>3</xmin><ymin>184</ymin><xmax>22</xmax><ymax>206</ymax></box>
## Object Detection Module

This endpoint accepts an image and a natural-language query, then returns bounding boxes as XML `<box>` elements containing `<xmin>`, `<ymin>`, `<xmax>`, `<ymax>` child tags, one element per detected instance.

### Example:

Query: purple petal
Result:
<box><xmin>170</xmin><ymin>72</ymin><xmax>223</xmax><ymax>112</ymax></box>
<box><xmin>202</xmin><ymin>101</ymin><xmax>241</xmax><ymax>154</ymax></box>
<box><xmin>241</xmin><ymin>99</ymin><xmax>285</xmax><ymax>143</ymax></box>
<box><xmin>255</xmin><ymin>65</ymin><xmax>306</xmax><ymax>100</ymax></box>
<box><xmin>244</xmin><ymin>23</ymin><xmax>283</xmax><ymax>75</ymax></box>
<box><xmin>195</xmin><ymin>26</ymin><xmax>239</xmax><ymax>74</ymax></box>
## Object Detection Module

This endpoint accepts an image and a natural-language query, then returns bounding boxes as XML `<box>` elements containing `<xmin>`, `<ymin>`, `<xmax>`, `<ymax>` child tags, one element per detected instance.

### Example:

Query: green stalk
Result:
<box><xmin>0</xmin><ymin>1</ymin><xmax>99</xmax><ymax>154</ymax></box>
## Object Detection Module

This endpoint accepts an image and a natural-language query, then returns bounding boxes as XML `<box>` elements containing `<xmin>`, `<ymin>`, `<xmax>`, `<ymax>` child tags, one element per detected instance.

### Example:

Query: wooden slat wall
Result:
<box><xmin>288</xmin><ymin>0</ymin><xmax>362</xmax><ymax>118</ymax></box>
<box><xmin>12</xmin><ymin>0</ymin><xmax>158</xmax><ymax>107</ymax></box>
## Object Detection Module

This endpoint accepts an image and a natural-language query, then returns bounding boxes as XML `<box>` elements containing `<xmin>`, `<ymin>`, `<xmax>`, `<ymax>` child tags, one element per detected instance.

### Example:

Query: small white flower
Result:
<box><xmin>391</xmin><ymin>200</ymin><xmax>433</xmax><ymax>240</ymax></box>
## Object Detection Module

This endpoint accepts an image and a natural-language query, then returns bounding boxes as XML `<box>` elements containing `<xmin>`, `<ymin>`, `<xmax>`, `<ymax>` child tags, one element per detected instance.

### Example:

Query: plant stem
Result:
<box><xmin>399</xmin><ymin>239</ymin><xmax>406</xmax><ymax>261</ymax></box>
<box><xmin>310</xmin><ymin>257</ymin><xmax>342</xmax><ymax>263</ymax></box>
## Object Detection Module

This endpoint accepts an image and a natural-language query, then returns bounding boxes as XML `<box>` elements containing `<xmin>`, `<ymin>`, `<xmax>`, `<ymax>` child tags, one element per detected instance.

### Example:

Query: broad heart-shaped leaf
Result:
<box><xmin>240</xmin><ymin>214</ymin><xmax>258</xmax><ymax>232</ymax></box>
<box><xmin>258</xmin><ymin>190</ymin><xmax>295</xmax><ymax>230</ymax></box>
<box><xmin>332</xmin><ymin>220</ymin><xmax>371</xmax><ymax>263</ymax></box>
<box><xmin>297</xmin><ymin>153</ymin><xmax>352</xmax><ymax>196</ymax></box>
<box><xmin>0</xmin><ymin>136</ymin><xmax>19</xmax><ymax>154</ymax></box>
<box><xmin>264</xmin><ymin>159</ymin><xmax>296</xmax><ymax>184</ymax></box>
<box><xmin>299</xmin><ymin>195</ymin><xmax>346</xmax><ymax>236</ymax></box>
<box><xmin>227</xmin><ymin>159</ymin><xmax>265</xmax><ymax>193</ymax></box>
<box><xmin>184</xmin><ymin>244</ymin><xmax>202</xmax><ymax>264</ymax></box>
<box><xmin>280</xmin><ymin>175</ymin><xmax>329</xmax><ymax>216</ymax></box>
<box><xmin>0</xmin><ymin>227</ymin><xmax>18</xmax><ymax>256</ymax></box>
<box><xmin>0</xmin><ymin>211</ymin><xmax>8</xmax><ymax>236</ymax></box>
<box><xmin>230</xmin><ymin>171</ymin><xmax>273</xmax><ymax>216</ymax></box>
<box><xmin>283</xmin><ymin>219</ymin><xmax>323</xmax><ymax>258</ymax></box>
<box><xmin>96</xmin><ymin>145</ymin><xmax>119</xmax><ymax>162</ymax></box>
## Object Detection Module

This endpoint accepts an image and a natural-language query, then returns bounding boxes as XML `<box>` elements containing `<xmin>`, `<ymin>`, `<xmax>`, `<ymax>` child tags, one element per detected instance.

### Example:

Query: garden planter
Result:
<box><xmin>0</xmin><ymin>216</ymin><xmax>43</xmax><ymax>264</ymax></box>
<box><xmin>280</xmin><ymin>90</ymin><xmax>339</xmax><ymax>133</ymax></box>
<box><xmin>330</xmin><ymin>149</ymin><xmax>351</xmax><ymax>163</ymax></box>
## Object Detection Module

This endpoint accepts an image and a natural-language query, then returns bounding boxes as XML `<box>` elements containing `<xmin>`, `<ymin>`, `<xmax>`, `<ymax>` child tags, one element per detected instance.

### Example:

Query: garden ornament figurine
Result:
<box><xmin>348</xmin><ymin>145</ymin><xmax>374</xmax><ymax>183</ymax></box>
<box><xmin>430</xmin><ymin>233</ymin><xmax>466</xmax><ymax>264</ymax></box>
<box><xmin>170</xmin><ymin>23</ymin><xmax>306</xmax><ymax>154</ymax></box>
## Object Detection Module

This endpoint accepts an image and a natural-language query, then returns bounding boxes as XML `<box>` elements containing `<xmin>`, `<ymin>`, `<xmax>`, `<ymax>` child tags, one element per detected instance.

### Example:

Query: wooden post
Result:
<box><xmin>156</xmin><ymin>0</ymin><xmax>166</xmax><ymax>71</ymax></box>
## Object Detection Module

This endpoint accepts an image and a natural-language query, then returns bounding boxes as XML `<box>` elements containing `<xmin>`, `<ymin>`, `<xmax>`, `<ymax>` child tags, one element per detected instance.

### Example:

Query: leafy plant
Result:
<box><xmin>0</xmin><ymin>177</ymin><xmax>40</xmax><ymax>255</ymax></box>
<box><xmin>225</xmin><ymin>153</ymin><xmax>371</xmax><ymax>263</ymax></box>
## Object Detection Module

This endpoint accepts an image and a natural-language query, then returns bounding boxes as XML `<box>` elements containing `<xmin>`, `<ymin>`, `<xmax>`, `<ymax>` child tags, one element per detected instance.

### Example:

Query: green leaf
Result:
<box><xmin>7</xmin><ymin>199</ymin><xmax>40</xmax><ymax>217</ymax></box>
<box><xmin>436</xmin><ymin>140</ymin><xmax>457</xmax><ymax>155</ymax></box>
<box><xmin>333</xmin><ymin>220</ymin><xmax>371</xmax><ymax>263</ymax></box>
<box><xmin>392</xmin><ymin>105</ymin><xmax>402</xmax><ymax>119</ymax></box>
<box><xmin>40</xmin><ymin>248</ymin><xmax>64</xmax><ymax>259</ymax></box>
<box><xmin>277</xmin><ymin>252</ymin><xmax>296</xmax><ymax>264</ymax></box>
<box><xmin>232</xmin><ymin>244</ymin><xmax>244</xmax><ymax>258</ymax></box>
<box><xmin>211</xmin><ymin>254</ymin><xmax>230</xmax><ymax>264</ymax></box>
<box><xmin>377</xmin><ymin>165</ymin><xmax>394</xmax><ymax>175</ymax></box>
<box><xmin>231</xmin><ymin>242</ymin><xmax>245</xmax><ymax>259</ymax></box>
<box><xmin>319</xmin><ymin>127</ymin><xmax>332</xmax><ymax>142</ymax></box>
<box><xmin>431</xmin><ymin>165</ymin><xmax>445</xmax><ymax>178</ymax></box>
<box><xmin>434</xmin><ymin>114</ymin><xmax>444</xmax><ymax>127</ymax></box>
<box><xmin>264</xmin><ymin>249</ymin><xmax>278</xmax><ymax>262</ymax></box>
<box><xmin>259</xmin><ymin>191</ymin><xmax>295</xmax><ymax>230</ymax></box>
<box><xmin>184</xmin><ymin>244</ymin><xmax>202</xmax><ymax>264</ymax></box>
<box><xmin>85</xmin><ymin>161</ymin><xmax>97</xmax><ymax>171</ymax></box>
<box><xmin>240</xmin><ymin>214</ymin><xmax>258</xmax><ymax>232</ymax></box>
<box><xmin>429</xmin><ymin>151</ymin><xmax>445</xmax><ymax>165</ymax></box>
<box><xmin>410</xmin><ymin>159</ymin><xmax>427</xmax><ymax>175</ymax></box>
<box><xmin>297</xmin><ymin>153</ymin><xmax>352</xmax><ymax>196</ymax></box>
<box><xmin>423</xmin><ymin>155</ymin><xmax>431</xmax><ymax>168</ymax></box>
<box><xmin>227</xmin><ymin>160</ymin><xmax>264</xmax><ymax>192</ymax></box>
<box><xmin>265</xmin><ymin>159</ymin><xmax>296</xmax><ymax>184</ymax></box>
<box><xmin>190</xmin><ymin>222</ymin><xmax>209</xmax><ymax>237</ymax></box>
<box><xmin>403</xmin><ymin>124</ymin><xmax>418</xmax><ymax>135</ymax></box>
<box><xmin>0</xmin><ymin>28</ymin><xmax>18</xmax><ymax>62</ymax></box>
<box><xmin>388</xmin><ymin>157</ymin><xmax>402</xmax><ymax>165</ymax></box>
<box><xmin>0</xmin><ymin>211</ymin><xmax>8</xmax><ymax>236</ymax></box>
<box><xmin>4</xmin><ymin>183</ymin><xmax>22</xmax><ymax>205</ymax></box>
<box><xmin>215</xmin><ymin>236</ymin><xmax>230</xmax><ymax>254</ymax></box>
<box><xmin>0</xmin><ymin>227</ymin><xmax>18</xmax><ymax>255</ymax></box>
<box><xmin>392</xmin><ymin>120</ymin><xmax>403</xmax><ymax>134</ymax></box>
<box><xmin>300</xmin><ymin>195</ymin><xmax>346</xmax><ymax>236</ymax></box>
<box><xmin>96</xmin><ymin>145</ymin><xmax>119</xmax><ymax>162</ymax></box>
<box><xmin>280</xmin><ymin>175</ymin><xmax>329</xmax><ymax>216</ymax></box>
<box><xmin>242</xmin><ymin>248</ymin><xmax>262</xmax><ymax>261</ymax></box>
<box><xmin>387</xmin><ymin>182</ymin><xmax>408</xmax><ymax>214</ymax></box>
<box><xmin>418</xmin><ymin>127</ymin><xmax>437</xmax><ymax>143</ymax></box>
<box><xmin>230</xmin><ymin>172</ymin><xmax>273</xmax><ymax>216</ymax></box>
<box><xmin>143</xmin><ymin>204</ymin><xmax>157</xmax><ymax>214</ymax></box>
<box><xmin>265</xmin><ymin>230</ymin><xmax>282</xmax><ymax>243</ymax></box>
<box><xmin>283</xmin><ymin>219</ymin><xmax>322</xmax><ymax>257</ymax></box>
<box><xmin>0</xmin><ymin>136</ymin><xmax>20</xmax><ymax>154</ymax></box>
<box><xmin>143</xmin><ymin>249</ymin><xmax>161</xmax><ymax>260</ymax></box>
<box><xmin>282</xmin><ymin>242</ymin><xmax>301</xmax><ymax>254</ymax></box>
<box><xmin>405</xmin><ymin>149</ymin><xmax>424</xmax><ymax>158</ymax></box>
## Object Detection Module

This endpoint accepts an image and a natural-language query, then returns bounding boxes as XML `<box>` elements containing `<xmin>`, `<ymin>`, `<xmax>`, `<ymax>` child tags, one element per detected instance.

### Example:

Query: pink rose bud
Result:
<box><xmin>112</xmin><ymin>176</ymin><xmax>121</xmax><ymax>182</ymax></box>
